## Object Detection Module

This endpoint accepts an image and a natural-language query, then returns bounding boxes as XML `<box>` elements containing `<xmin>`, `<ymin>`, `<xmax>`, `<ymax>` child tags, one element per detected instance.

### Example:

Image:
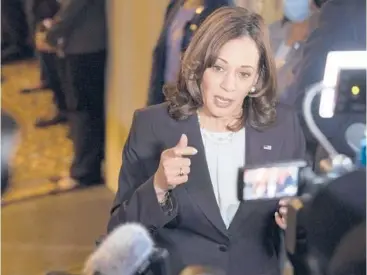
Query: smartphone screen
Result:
<box><xmin>238</xmin><ymin>161</ymin><xmax>306</xmax><ymax>201</ymax></box>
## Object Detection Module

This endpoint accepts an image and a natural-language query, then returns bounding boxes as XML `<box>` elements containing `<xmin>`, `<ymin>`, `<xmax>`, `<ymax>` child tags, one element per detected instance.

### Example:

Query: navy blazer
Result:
<box><xmin>108</xmin><ymin>103</ymin><xmax>306</xmax><ymax>275</ymax></box>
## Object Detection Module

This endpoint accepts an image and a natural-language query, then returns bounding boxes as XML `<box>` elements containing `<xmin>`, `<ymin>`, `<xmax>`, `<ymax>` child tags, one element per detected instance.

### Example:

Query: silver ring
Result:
<box><xmin>179</xmin><ymin>167</ymin><xmax>184</xmax><ymax>177</ymax></box>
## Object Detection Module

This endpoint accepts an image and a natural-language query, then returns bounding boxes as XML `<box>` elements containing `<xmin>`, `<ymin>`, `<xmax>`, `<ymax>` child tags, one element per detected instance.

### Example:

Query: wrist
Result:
<box><xmin>155</xmin><ymin>186</ymin><xmax>168</xmax><ymax>202</ymax></box>
<box><xmin>153</xmin><ymin>174</ymin><xmax>168</xmax><ymax>202</ymax></box>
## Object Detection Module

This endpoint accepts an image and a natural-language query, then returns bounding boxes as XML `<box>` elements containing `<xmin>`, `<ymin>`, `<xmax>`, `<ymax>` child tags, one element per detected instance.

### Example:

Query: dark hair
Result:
<box><xmin>165</xmin><ymin>6</ymin><xmax>277</xmax><ymax>131</ymax></box>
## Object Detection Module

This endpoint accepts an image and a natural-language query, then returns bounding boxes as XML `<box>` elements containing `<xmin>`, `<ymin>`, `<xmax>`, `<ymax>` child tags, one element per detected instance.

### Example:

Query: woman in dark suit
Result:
<box><xmin>108</xmin><ymin>7</ymin><xmax>306</xmax><ymax>275</ymax></box>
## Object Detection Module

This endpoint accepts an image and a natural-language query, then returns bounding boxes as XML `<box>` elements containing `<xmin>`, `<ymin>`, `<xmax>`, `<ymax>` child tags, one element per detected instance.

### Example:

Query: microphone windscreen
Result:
<box><xmin>83</xmin><ymin>223</ymin><xmax>154</xmax><ymax>275</ymax></box>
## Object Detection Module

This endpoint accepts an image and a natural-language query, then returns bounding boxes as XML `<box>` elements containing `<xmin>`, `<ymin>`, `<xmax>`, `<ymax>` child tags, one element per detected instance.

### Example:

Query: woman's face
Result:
<box><xmin>201</xmin><ymin>36</ymin><xmax>260</xmax><ymax>119</ymax></box>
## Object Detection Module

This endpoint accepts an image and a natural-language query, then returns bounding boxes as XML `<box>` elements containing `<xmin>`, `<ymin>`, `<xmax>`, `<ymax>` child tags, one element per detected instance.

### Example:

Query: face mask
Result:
<box><xmin>283</xmin><ymin>0</ymin><xmax>311</xmax><ymax>22</ymax></box>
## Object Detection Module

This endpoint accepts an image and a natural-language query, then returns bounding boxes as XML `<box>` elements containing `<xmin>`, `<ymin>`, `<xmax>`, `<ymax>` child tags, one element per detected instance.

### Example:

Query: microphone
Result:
<box><xmin>344</xmin><ymin>122</ymin><xmax>365</xmax><ymax>153</ymax></box>
<box><xmin>83</xmin><ymin>223</ymin><xmax>154</xmax><ymax>275</ymax></box>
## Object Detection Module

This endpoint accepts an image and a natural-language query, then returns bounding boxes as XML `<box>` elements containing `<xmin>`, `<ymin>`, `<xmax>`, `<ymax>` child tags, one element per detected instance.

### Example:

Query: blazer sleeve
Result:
<box><xmin>107</xmin><ymin>110</ymin><xmax>178</xmax><ymax>233</ymax></box>
<box><xmin>146</xmin><ymin>0</ymin><xmax>180</xmax><ymax>106</ymax></box>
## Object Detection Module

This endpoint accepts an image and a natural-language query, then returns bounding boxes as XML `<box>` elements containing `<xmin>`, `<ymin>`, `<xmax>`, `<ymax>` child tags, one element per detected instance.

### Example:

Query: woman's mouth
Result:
<box><xmin>214</xmin><ymin>96</ymin><xmax>233</xmax><ymax>108</ymax></box>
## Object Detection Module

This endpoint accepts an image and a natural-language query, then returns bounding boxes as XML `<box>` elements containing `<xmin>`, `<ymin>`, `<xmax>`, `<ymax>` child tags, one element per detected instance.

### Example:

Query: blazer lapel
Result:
<box><xmin>170</xmin><ymin>115</ymin><xmax>263</xmax><ymax>237</ymax></box>
<box><xmin>180</xmin><ymin>114</ymin><xmax>228</xmax><ymax>237</ymax></box>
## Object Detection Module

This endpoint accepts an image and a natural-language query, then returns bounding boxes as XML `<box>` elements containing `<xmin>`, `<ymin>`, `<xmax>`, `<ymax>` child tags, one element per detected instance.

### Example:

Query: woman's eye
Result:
<box><xmin>239</xmin><ymin>72</ymin><xmax>251</xmax><ymax>79</ymax></box>
<box><xmin>212</xmin><ymin>65</ymin><xmax>224</xmax><ymax>72</ymax></box>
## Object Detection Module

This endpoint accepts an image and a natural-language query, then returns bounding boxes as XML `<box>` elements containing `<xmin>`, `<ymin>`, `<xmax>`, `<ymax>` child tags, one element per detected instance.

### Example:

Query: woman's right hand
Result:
<box><xmin>153</xmin><ymin>134</ymin><xmax>197</xmax><ymax>196</ymax></box>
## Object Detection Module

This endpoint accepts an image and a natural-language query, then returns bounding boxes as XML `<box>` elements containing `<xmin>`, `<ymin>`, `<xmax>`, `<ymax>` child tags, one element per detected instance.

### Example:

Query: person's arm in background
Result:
<box><xmin>45</xmin><ymin>0</ymin><xmax>93</xmax><ymax>47</ymax></box>
<box><xmin>147</xmin><ymin>0</ymin><xmax>181</xmax><ymax>106</ymax></box>
<box><xmin>181</xmin><ymin>0</ymin><xmax>229</xmax><ymax>53</ymax></box>
<box><xmin>280</xmin><ymin>0</ymin><xmax>366</xmax><ymax>149</ymax></box>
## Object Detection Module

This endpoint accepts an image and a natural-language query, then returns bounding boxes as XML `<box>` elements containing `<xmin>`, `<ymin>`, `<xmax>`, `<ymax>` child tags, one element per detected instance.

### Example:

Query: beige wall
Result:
<box><xmin>105</xmin><ymin>1</ymin><xmax>169</xmax><ymax>192</ymax></box>
<box><xmin>105</xmin><ymin>1</ymin><xmax>283</xmax><ymax>193</ymax></box>
<box><xmin>261</xmin><ymin>0</ymin><xmax>283</xmax><ymax>24</ymax></box>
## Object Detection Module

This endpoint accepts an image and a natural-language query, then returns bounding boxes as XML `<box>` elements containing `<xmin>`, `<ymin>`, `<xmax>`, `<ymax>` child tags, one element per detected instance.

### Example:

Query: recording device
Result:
<box><xmin>83</xmin><ymin>223</ymin><xmax>170</xmax><ymax>275</ymax></box>
<box><xmin>237</xmin><ymin>160</ymin><xmax>307</xmax><ymax>201</ymax></box>
<box><xmin>237</xmin><ymin>51</ymin><xmax>366</xmax><ymax>275</ymax></box>
<box><xmin>238</xmin><ymin>50</ymin><xmax>366</xmax><ymax>199</ymax></box>
<box><xmin>238</xmin><ymin>160</ymin><xmax>365</xmax><ymax>275</ymax></box>
<box><xmin>285</xmin><ymin>168</ymin><xmax>365</xmax><ymax>275</ymax></box>
<box><xmin>287</xmin><ymin>51</ymin><xmax>366</xmax><ymax>275</ymax></box>
<box><xmin>332</xmin><ymin>69</ymin><xmax>366</xmax><ymax>114</ymax></box>
<box><xmin>319</xmin><ymin>51</ymin><xmax>367</xmax><ymax>119</ymax></box>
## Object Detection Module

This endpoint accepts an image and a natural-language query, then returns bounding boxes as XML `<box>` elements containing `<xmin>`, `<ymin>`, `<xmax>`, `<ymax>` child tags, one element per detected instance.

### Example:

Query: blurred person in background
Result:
<box><xmin>280</xmin><ymin>0</ymin><xmax>366</xmax><ymax>163</ymax></box>
<box><xmin>108</xmin><ymin>7</ymin><xmax>305</xmax><ymax>275</ymax></box>
<box><xmin>39</xmin><ymin>0</ymin><xmax>107</xmax><ymax>192</ymax></box>
<box><xmin>146</xmin><ymin>0</ymin><xmax>230</xmax><ymax>106</ymax></box>
<box><xmin>1</xmin><ymin>0</ymin><xmax>33</xmax><ymax>63</ymax></box>
<box><xmin>269</xmin><ymin>0</ymin><xmax>328</xmax><ymax>96</ymax></box>
<box><xmin>31</xmin><ymin>0</ymin><xmax>69</xmax><ymax>128</ymax></box>
<box><xmin>21</xmin><ymin>0</ymin><xmax>61</xmax><ymax>94</ymax></box>
<box><xmin>1</xmin><ymin>113</ymin><xmax>19</xmax><ymax>195</ymax></box>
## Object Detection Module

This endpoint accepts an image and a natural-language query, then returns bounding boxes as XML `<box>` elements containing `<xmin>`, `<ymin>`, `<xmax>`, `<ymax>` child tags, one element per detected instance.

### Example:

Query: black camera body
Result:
<box><xmin>237</xmin><ymin>159</ymin><xmax>366</xmax><ymax>275</ymax></box>
<box><xmin>236</xmin><ymin>53</ymin><xmax>367</xmax><ymax>275</ymax></box>
<box><xmin>333</xmin><ymin>69</ymin><xmax>366</xmax><ymax>115</ymax></box>
<box><xmin>285</xmin><ymin>168</ymin><xmax>366</xmax><ymax>275</ymax></box>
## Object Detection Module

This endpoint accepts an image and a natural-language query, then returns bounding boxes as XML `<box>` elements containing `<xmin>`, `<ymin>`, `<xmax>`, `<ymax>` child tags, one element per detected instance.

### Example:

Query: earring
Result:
<box><xmin>250</xmin><ymin>86</ymin><xmax>256</xmax><ymax>93</ymax></box>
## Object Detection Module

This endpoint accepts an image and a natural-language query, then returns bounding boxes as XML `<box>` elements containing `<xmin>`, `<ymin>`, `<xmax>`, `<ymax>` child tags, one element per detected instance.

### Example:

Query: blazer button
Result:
<box><xmin>190</xmin><ymin>24</ymin><xmax>198</xmax><ymax>31</ymax></box>
<box><xmin>195</xmin><ymin>6</ymin><xmax>204</xmax><ymax>14</ymax></box>
<box><xmin>218</xmin><ymin>244</ymin><xmax>228</xmax><ymax>252</ymax></box>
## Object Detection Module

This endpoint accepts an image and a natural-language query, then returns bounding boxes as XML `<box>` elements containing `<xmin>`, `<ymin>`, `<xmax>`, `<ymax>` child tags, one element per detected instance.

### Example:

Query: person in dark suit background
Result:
<box><xmin>30</xmin><ymin>0</ymin><xmax>69</xmax><ymax>128</ymax></box>
<box><xmin>21</xmin><ymin>0</ymin><xmax>60</xmax><ymax>94</ymax></box>
<box><xmin>108</xmin><ymin>7</ymin><xmax>306</xmax><ymax>275</ymax></box>
<box><xmin>1</xmin><ymin>0</ymin><xmax>33</xmax><ymax>63</ymax></box>
<box><xmin>146</xmin><ymin>0</ymin><xmax>230</xmax><ymax>106</ymax></box>
<box><xmin>279</xmin><ymin>0</ymin><xmax>366</xmax><ymax>161</ymax></box>
<box><xmin>42</xmin><ymin>0</ymin><xmax>107</xmax><ymax>191</ymax></box>
<box><xmin>269</xmin><ymin>0</ymin><xmax>327</xmax><ymax>96</ymax></box>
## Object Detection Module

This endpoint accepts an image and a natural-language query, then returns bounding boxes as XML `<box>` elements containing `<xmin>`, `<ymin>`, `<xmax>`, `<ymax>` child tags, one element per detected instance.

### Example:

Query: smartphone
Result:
<box><xmin>237</xmin><ymin>160</ymin><xmax>307</xmax><ymax>201</ymax></box>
